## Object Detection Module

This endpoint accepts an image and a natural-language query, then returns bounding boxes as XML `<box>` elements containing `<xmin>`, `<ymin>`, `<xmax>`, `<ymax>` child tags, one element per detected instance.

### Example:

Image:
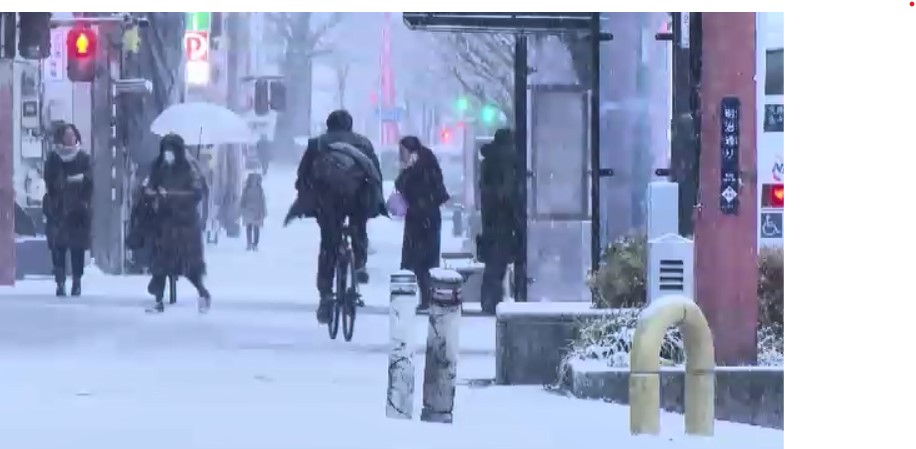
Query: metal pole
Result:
<box><xmin>512</xmin><ymin>34</ymin><xmax>528</xmax><ymax>302</ymax></box>
<box><xmin>0</xmin><ymin>59</ymin><xmax>15</xmax><ymax>285</ymax></box>
<box><xmin>420</xmin><ymin>268</ymin><xmax>463</xmax><ymax>424</ymax></box>
<box><xmin>387</xmin><ymin>270</ymin><xmax>418</xmax><ymax>420</ymax></box>
<box><xmin>589</xmin><ymin>13</ymin><xmax>601</xmax><ymax>272</ymax></box>
<box><xmin>670</xmin><ymin>12</ymin><xmax>701</xmax><ymax>237</ymax></box>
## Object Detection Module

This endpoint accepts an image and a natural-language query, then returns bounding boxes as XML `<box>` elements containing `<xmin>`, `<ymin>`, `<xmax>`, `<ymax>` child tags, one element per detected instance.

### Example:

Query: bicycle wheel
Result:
<box><xmin>328</xmin><ymin>261</ymin><xmax>346</xmax><ymax>340</ymax></box>
<box><xmin>341</xmin><ymin>250</ymin><xmax>358</xmax><ymax>342</ymax></box>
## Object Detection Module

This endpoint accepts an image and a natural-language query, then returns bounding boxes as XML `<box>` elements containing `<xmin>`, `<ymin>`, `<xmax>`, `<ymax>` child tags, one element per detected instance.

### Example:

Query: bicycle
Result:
<box><xmin>328</xmin><ymin>222</ymin><xmax>360</xmax><ymax>341</ymax></box>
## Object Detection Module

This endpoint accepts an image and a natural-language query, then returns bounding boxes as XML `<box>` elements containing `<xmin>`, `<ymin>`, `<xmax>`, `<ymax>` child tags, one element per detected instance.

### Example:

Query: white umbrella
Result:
<box><xmin>151</xmin><ymin>102</ymin><xmax>255</xmax><ymax>146</ymax></box>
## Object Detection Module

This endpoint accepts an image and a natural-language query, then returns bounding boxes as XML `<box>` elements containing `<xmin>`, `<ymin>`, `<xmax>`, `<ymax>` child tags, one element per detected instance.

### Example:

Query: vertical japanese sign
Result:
<box><xmin>44</xmin><ymin>29</ymin><xmax>65</xmax><ymax>82</ymax></box>
<box><xmin>719</xmin><ymin>97</ymin><xmax>740</xmax><ymax>215</ymax></box>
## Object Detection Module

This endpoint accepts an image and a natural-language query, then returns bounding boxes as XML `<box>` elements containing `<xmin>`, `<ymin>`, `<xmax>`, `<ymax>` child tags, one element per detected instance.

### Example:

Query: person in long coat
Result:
<box><xmin>43</xmin><ymin>123</ymin><xmax>93</xmax><ymax>297</ymax></box>
<box><xmin>144</xmin><ymin>133</ymin><xmax>211</xmax><ymax>314</ymax></box>
<box><xmin>240</xmin><ymin>172</ymin><xmax>267</xmax><ymax>251</ymax></box>
<box><xmin>395</xmin><ymin>136</ymin><xmax>449</xmax><ymax>312</ymax></box>
<box><xmin>478</xmin><ymin>128</ymin><xmax>519</xmax><ymax>315</ymax></box>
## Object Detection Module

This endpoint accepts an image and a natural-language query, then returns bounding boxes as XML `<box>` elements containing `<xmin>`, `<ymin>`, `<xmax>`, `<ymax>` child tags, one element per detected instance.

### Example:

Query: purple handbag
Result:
<box><xmin>387</xmin><ymin>191</ymin><xmax>407</xmax><ymax>217</ymax></box>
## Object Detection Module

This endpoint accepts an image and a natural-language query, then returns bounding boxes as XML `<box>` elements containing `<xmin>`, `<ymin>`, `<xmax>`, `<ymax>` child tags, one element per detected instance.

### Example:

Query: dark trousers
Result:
<box><xmin>245</xmin><ymin>224</ymin><xmax>261</xmax><ymax>246</ymax></box>
<box><xmin>51</xmin><ymin>248</ymin><xmax>85</xmax><ymax>282</ymax></box>
<box><xmin>316</xmin><ymin>211</ymin><xmax>368</xmax><ymax>296</ymax></box>
<box><xmin>481</xmin><ymin>260</ymin><xmax>509</xmax><ymax>310</ymax></box>
<box><xmin>149</xmin><ymin>271</ymin><xmax>207</xmax><ymax>301</ymax></box>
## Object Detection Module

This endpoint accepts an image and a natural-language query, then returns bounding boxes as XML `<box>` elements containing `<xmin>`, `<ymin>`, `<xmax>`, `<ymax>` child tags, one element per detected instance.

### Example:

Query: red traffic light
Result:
<box><xmin>761</xmin><ymin>183</ymin><xmax>784</xmax><ymax>208</ymax></box>
<box><xmin>66</xmin><ymin>25</ymin><xmax>96</xmax><ymax>59</ymax></box>
<box><xmin>439</xmin><ymin>127</ymin><xmax>452</xmax><ymax>143</ymax></box>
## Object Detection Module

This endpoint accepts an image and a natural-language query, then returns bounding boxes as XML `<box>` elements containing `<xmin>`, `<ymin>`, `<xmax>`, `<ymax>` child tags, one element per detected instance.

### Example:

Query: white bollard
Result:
<box><xmin>386</xmin><ymin>270</ymin><xmax>419</xmax><ymax>420</ymax></box>
<box><xmin>420</xmin><ymin>268</ymin><xmax>463</xmax><ymax>424</ymax></box>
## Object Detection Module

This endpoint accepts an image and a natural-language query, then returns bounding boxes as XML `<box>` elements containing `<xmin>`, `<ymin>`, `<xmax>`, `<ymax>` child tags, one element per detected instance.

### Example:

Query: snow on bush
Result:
<box><xmin>573</xmin><ymin>234</ymin><xmax>785</xmax><ymax>370</ymax></box>
<box><xmin>563</xmin><ymin>308</ymin><xmax>686</xmax><ymax>370</ymax></box>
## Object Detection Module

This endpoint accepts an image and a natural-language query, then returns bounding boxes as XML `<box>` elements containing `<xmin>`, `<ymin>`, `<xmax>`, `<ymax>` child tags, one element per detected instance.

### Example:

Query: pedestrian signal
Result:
<box><xmin>67</xmin><ymin>26</ymin><xmax>98</xmax><ymax>82</ymax></box>
<box><xmin>761</xmin><ymin>183</ymin><xmax>784</xmax><ymax>208</ymax></box>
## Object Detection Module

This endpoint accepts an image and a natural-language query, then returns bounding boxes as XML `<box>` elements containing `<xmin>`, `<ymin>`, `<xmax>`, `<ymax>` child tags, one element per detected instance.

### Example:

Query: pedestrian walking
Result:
<box><xmin>394</xmin><ymin>136</ymin><xmax>449</xmax><ymax>313</ymax></box>
<box><xmin>143</xmin><ymin>133</ymin><xmax>211</xmax><ymax>314</ymax></box>
<box><xmin>477</xmin><ymin>129</ymin><xmax>518</xmax><ymax>315</ymax></box>
<box><xmin>240</xmin><ymin>172</ymin><xmax>267</xmax><ymax>251</ymax></box>
<box><xmin>43</xmin><ymin>123</ymin><xmax>93</xmax><ymax>297</ymax></box>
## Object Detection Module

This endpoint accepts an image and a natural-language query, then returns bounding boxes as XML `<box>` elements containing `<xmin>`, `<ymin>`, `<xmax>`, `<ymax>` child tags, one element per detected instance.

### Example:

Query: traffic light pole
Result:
<box><xmin>512</xmin><ymin>34</ymin><xmax>528</xmax><ymax>302</ymax></box>
<box><xmin>0</xmin><ymin>59</ymin><xmax>14</xmax><ymax>285</ymax></box>
<box><xmin>89</xmin><ymin>26</ymin><xmax>121</xmax><ymax>274</ymax></box>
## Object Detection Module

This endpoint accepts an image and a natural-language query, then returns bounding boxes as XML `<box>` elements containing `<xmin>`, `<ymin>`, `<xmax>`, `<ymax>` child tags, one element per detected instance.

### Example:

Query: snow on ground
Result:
<box><xmin>0</xmin><ymin>166</ymin><xmax>783</xmax><ymax>448</ymax></box>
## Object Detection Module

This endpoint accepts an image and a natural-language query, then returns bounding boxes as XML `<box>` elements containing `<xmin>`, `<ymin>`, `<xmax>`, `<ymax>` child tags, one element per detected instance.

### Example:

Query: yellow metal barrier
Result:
<box><xmin>629</xmin><ymin>295</ymin><xmax>715</xmax><ymax>436</ymax></box>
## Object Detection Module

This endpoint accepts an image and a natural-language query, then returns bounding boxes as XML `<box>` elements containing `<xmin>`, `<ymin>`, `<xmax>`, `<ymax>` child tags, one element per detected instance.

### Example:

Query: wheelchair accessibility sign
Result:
<box><xmin>760</xmin><ymin>212</ymin><xmax>783</xmax><ymax>239</ymax></box>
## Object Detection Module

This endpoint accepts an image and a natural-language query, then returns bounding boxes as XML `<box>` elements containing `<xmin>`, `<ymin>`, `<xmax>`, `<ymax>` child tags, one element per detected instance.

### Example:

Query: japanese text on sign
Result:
<box><xmin>719</xmin><ymin>97</ymin><xmax>741</xmax><ymax>215</ymax></box>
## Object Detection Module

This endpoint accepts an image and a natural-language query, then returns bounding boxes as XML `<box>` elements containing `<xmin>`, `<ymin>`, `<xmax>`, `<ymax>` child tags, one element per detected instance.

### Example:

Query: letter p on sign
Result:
<box><xmin>184</xmin><ymin>31</ymin><xmax>209</xmax><ymax>62</ymax></box>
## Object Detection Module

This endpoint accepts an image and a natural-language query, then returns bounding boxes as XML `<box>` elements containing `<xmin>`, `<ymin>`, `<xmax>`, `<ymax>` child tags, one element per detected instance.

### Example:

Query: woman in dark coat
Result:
<box><xmin>144</xmin><ymin>133</ymin><xmax>211</xmax><ymax>314</ymax></box>
<box><xmin>43</xmin><ymin>123</ymin><xmax>93</xmax><ymax>297</ymax></box>
<box><xmin>395</xmin><ymin>136</ymin><xmax>449</xmax><ymax>312</ymax></box>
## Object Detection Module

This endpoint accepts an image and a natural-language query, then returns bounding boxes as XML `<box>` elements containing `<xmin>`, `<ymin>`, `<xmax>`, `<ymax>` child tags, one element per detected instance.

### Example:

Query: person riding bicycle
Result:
<box><xmin>286</xmin><ymin>109</ymin><xmax>387</xmax><ymax>324</ymax></box>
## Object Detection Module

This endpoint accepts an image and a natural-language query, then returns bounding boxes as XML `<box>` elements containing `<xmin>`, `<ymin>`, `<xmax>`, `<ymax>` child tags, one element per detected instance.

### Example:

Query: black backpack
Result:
<box><xmin>311</xmin><ymin>137</ymin><xmax>364</xmax><ymax>198</ymax></box>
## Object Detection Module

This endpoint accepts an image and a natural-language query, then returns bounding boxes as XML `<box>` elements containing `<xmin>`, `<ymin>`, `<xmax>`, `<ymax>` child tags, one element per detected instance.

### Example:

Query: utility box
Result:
<box><xmin>647</xmin><ymin>180</ymin><xmax>679</xmax><ymax>240</ymax></box>
<box><xmin>647</xmin><ymin>233</ymin><xmax>695</xmax><ymax>303</ymax></box>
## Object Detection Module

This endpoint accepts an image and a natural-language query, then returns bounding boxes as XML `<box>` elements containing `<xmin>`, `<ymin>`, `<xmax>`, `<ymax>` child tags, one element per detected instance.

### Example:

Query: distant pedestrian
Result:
<box><xmin>143</xmin><ymin>133</ymin><xmax>211</xmax><ymax>314</ymax></box>
<box><xmin>478</xmin><ymin>129</ymin><xmax>518</xmax><ymax>315</ymax></box>
<box><xmin>395</xmin><ymin>136</ymin><xmax>449</xmax><ymax>313</ymax></box>
<box><xmin>240</xmin><ymin>172</ymin><xmax>267</xmax><ymax>251</ymax></box>
<box><xmin>43</xmin><ymin>123</ymin><xmax>93</xmax><ymax>297</ymax></box>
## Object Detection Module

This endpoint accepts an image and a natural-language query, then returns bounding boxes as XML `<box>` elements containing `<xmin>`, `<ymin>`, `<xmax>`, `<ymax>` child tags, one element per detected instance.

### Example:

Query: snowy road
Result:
<box><xmin>0</xmin><ymin>166</ymin><xmax>782</xmax><ymax>448</ymax></box>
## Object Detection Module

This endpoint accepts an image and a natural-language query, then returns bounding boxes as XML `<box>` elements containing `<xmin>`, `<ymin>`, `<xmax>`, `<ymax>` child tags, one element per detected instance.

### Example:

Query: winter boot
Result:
<box><xmin>355</xmin><ymin>267</ymin><xmax>369</xmax><ymax>284</ymax></box>
<box><xmin>54</xmin><ymin>269</ymin><xmax>66</xmax><ymax>297</ymax></box>
<box><xmin>197</xmin><ymin>288</ymin><xmax>212</xmax><ymax>314</ymax></box>
<box><xmin>316</xmin><ymin>294</ymin><xmax>334</xmax><ymax>324</ymax></box>
<box><xmin>55</xmin><ymin>281</ymin><xmax>66</xmax><ymax>297</ymax></box>
<box><xmin>70</xmin><ymin>278</ymin><xmax>82</xmax><ymax>297</ymax></box>
<box><xmin>146</xmin><ymin>297</ymin><xmax>165</xmax><ymax>314</ymax></box>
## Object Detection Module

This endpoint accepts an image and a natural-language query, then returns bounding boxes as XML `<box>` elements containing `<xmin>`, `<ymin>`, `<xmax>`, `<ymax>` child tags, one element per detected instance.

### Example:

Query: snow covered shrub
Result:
<box><xmin>564</xmin><ymin>309</ymin><xmax>686</xmax><ymax>369</ymax></box>
<box><xmin>758</xmin><ymin>247</ymin><xmax>784</xmax><ymax>328</ymax></box>
<box><xmin>577</xmin><ymin>239</ymin><xmax>785</xmax><ymax>368</ymax></box>
<box><xmin>587</xmin><ymin>233</ymin><xmax>647</xmax><ymax>308</ymax></box>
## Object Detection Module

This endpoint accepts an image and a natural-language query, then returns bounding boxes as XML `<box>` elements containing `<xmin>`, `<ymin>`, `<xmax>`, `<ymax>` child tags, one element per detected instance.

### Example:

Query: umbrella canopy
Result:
<box><xmin>151</xmin><ymin>102</ymin><xmax>254</xmax><ymax>146</ymax></box>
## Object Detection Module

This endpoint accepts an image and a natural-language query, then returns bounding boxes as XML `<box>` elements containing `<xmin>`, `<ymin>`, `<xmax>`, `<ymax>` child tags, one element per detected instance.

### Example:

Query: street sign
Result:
<box><xmin>760</xmin><ymin>212</ymin><xmax>783</xmax><ymax>239</ymax></box>
<box><xmin>719</xmin><ymin>97</ymin><xmax>741</xmax><ymax>215</ymax></box>
<box><xmin>44</xmin><ymin>29</ymin><xmax>65</xmax><ymax>81</ymax></box>
<box><xmin>184</xmin><ymin>31</ymin><xmax>209</xmax><ymax>62</ymax></box>
<box><xmin>763</xmin><ymin>103</ymin><xmax>784</xmax><ymax>133</ymax></box>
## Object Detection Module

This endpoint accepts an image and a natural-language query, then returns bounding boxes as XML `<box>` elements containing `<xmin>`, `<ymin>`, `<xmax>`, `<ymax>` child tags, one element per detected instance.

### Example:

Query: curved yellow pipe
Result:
<box><xmin>629</xmin><ymin>295</ymin><xmax>715</xmax><ymax>436</ymax></box>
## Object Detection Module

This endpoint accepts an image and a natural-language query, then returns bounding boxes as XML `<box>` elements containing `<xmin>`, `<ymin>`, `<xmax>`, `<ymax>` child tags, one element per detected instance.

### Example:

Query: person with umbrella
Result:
<box><xmin>143</xmin><ymin>133</ymin><xmax>211</xmax><ymax>314</ymax></box>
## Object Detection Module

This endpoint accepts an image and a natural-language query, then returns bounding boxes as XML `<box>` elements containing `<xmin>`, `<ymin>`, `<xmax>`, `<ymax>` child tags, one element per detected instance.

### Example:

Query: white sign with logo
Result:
<box><xmin>184</xmin><ymin>31</ymin><xmax>209</xmax><ymax>62</ymax></box>
<box><xmin>771</xmin><ymin>154</ymin><xmax>784</xmax><ymax>182</ymax></box>
<box><xmin>44</xmin><ymin>29</ymin><xmax>66</xmax><ymax>82</ymax></box>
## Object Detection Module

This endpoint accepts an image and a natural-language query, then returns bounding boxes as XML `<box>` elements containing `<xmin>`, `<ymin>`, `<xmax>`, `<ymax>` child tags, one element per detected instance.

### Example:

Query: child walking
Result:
<box><xmin>240</xmin><ymin>172</ymin><xmax>267</xmax><ymax>251</ymax></box>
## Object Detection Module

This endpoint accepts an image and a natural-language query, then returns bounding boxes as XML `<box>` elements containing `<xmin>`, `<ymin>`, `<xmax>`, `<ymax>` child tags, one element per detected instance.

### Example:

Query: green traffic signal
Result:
<box><xmin>480</xmin><ymin>105</ymin><xmax>498</xmax><ymax>124</ymax></box>
<box><xmin>455</xmin><ymin>96</ymin><xmax>470</xmax><ymax>112</ymax></box>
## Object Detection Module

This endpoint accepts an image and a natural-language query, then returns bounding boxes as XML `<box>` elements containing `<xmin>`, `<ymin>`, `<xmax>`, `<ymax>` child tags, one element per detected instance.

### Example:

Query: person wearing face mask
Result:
<box><xmin>143</xmin><ymin>133</ymin><xmax>211</xmax><ymax>314</ymax></box>
<box><xmin>43</xmin><ymin>123</ymin><xmax>93</xmax><ymax>297</ymax></box>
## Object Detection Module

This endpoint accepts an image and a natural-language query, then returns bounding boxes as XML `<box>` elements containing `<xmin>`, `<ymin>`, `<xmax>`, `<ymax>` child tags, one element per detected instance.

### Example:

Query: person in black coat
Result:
<box><xmin>395</xmin><ymin>136</ymin><xmax>449</xmax><ymax>312</ymax></box>
<box><xmin>286</xmin><ymin>109</ymin><xmax>387</xmax><ymax>324</ymax></box>
<box><xmin>43</xmin><ymin>123</ymin><xmax>93</xmax><ymax>297</ymax></box>
<box><xmin>143</xmin><ymin>133</ymin><xmax>210</xmax><ymax>314</ymax></box>
<box><xmin>478</xmin><ymin>128</ymin><xmax>519</xmax><ymax>314</ymax></box>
